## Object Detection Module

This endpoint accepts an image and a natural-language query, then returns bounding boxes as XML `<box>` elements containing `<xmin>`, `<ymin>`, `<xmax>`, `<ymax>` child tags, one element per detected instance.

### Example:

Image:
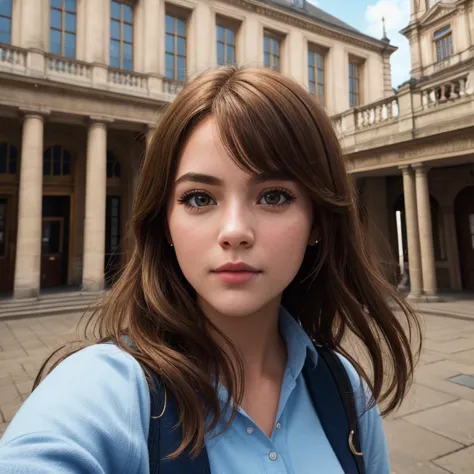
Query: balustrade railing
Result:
<box><xmin>162</xmin><ymin>78</ymin><xmax>185</xmax><ymax>95</ymax></box>
<box><xmin>46</xmin><ymin>55</ymin><xmax>91</xmax><ymax>79</ymax></box>
<box><xmin>108</xmin><ymin>68</ymin><xmax>148</xmax><ymax>91</ymax></box>
<box><xmin>355</xmin><ymin>96</ymin><xmax>399</xmax><ymax>129</ymax></box>
<box><xmin>420</xmin><ymin>74</ymin><xmax>471</xmax><ymax>109</ymax></box>
<box><xmin>0</xmin><ymin>43</ymin><xmax>27</xmax><ymax>68</ymax></box>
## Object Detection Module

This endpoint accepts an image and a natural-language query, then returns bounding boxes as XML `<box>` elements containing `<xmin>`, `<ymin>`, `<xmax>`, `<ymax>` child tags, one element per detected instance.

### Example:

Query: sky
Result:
<box><xmin>308</xmin><ymin>0</ymin><xmax>411</xmax><ymax>89</ymax></box>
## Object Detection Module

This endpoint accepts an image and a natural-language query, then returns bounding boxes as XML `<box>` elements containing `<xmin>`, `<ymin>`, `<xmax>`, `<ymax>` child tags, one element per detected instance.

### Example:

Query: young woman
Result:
<box><xmin>0</xmin><ymin>66</ymin><xmax>421</xmax><ymax>473</ymax></box>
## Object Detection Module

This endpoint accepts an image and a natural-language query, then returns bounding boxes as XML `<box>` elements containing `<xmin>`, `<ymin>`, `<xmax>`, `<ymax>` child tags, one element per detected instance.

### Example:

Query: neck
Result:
<box><xmin>200</xmin><ymin>298</ymin><xmax>287</xmax><ymax>382</ymax></box>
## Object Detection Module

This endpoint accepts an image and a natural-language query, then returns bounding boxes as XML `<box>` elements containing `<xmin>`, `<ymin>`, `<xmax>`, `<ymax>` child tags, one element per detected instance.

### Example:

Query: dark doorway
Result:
<box><xmin>41</xmin><ymin>195</ymin><xmax>70</xmax><ymax>288</ymax></box>
<box><xmin>455</xmin><ymin>186</ymin><xmax>474</xmax><ymax>290</ymax></box>
<box><xmin>0</xmin><ymin>196</ymin><xmax>14</xmax><ymax>293</ymax></box>
<box><xmin>105</xmin><ymin>195</ymin><xmax>122</xmax><ymax>286</ymax></box>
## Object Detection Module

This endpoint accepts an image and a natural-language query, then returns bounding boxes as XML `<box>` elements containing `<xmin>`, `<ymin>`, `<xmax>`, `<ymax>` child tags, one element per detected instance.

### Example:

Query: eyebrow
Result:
<box><xmin>174</xmin><ymin>171</ymin><xmax>292</xmax><ymax>186</ymax></box>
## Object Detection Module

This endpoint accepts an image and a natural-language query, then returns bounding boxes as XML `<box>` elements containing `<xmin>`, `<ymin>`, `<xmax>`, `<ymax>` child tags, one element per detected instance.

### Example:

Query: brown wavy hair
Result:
<box><xmin>35</xmin><ymin>66</ymin><xmax>421</xmax><ymax>458</ymax></box>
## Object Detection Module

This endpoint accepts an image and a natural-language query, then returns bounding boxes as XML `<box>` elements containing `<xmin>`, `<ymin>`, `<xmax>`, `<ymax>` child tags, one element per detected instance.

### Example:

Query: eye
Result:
<box><xmin>258</xmin><ymin>189</ymin><xmax>295</xmax><ymax>207</ymax></box>
<box><xmin>178</xmin><ymin>191</ymin><xmax>216</xmax><ymax>210</ymax></box>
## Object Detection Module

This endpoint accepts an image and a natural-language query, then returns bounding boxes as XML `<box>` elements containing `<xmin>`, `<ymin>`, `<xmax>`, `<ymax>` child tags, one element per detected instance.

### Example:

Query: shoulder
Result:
<box><xmin>0</xmin><ymin>343</ymin><xmax>151</xmax><ymax>473</ymax></box>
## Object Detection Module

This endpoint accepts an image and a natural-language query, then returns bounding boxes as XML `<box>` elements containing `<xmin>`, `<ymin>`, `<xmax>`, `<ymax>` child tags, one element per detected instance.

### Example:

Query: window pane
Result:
<box><xmin>63</xmin><ymin>151</ymin><xmax>71</xmax><ymax>176</ymax></box>
<box><xmin>177</xmin><ymin>19</ymin><xmax>185</xmax><ymax>36</ymax></box>
<box><xmin>165</xmin><ymin>33</ymin><xmax>174</xmax><ymax>53</ymax></box>
<box><xmin>124</xmin><ymin>23</ymin><xmax>132</xmax><ymax>43</ymax></box>
<box><xmin>111</xmin><ymin>1</ymin><xmax>121</xmax><ymax>20</ymax></box>
<box><xmin>110</xmin><ymin>39</ymin><xmax>120</xmax><ymax>67</ymax></box>
<box><xmin>0</xmin><ymin>16</ymin><xmax>11</xmax><ymax>44</ymax></box>
<box><xmin>264</xmin><ymin>52</ymin><xmax>270</xmax><ymax>67</ymax></box>
<box><xmin>227</xmin><ymin>45</ymin><xmax>234</xmax><ymax>64</ymax></box>
<box><xmin>65</xmin><ymin>0</ymin><xmax>76</xmax><ymax>12</ymax></box>
<box><xmin>308</xmin><ymin>67</ymin><xmax>314</xmax><ymax>82</ymax></box>
<box><xmin>0</xmin><ymin>0</ymin><xmax>12</xmax><ymax>17</ymax></box>
<box><xmin>65</xmin><ymin>32</ymin><xmax>75</xmax><ymax>58</ymax></box>
<box><xmin>111</xmin><ymin>19</ymin><xmax>120</xmax><ymax>40</ymax></box>
<box><xmin>123</xmin><ymin>4</ymin><xmax>133</xmax><ymax>23</ymax></box>
<box><xmin>217</xmin><ymin>42</ymin><xmax>224</xmax><ymax>64</ymax></box>
<box><xmin>9</xmin><ymin>145</ymin><xmax>17</xmax><ymax>174</ymax></box>
<box><xmin>177</xmin><ymin>56</ymin><xmax>185</xmax><ymax>80</ymax></box>
<box><xmin>0</xmin><ymin>144</ymin><xmax>6</xmax><ymax>174</ymax></box>
<box><xmin>123</xmin><ymin>42</ymin><xmax>132</xmax><ymax>60</ymax></box>
<box><xmin>274</xmin><ymin>55</ymin><xmax>280</xmax><ymax>70</ymax></box>
<box><xmin>217</xmin><ymin>25</ymin><xmax>224</xmax><ymax>42</ymax></box>
<box><xmin>273</xmin><ymin>39</ymin><xmax>280</xmax><ymax>55</ymax></box>
<box><xmin>434</xmin><ymin>25</ymin><xmax>450</xmax><ymax>39</ymax></box>
<box><xmin>309</xmin><ymin>82</ymin><xmax>315</xmax><ymax>95</ymax></box>
<box><xmin>65</xmin><ymin>13</ymin><xmax>76</xmax><ymax>33</ymax></box>
<box><xmin>50</xmin><ymin>29</ymin><xmax>61</xmax><ymax>55</ymax></box>
<box><xmin>51</xmin><ymin>9</ymin><xmax>62</xmax><ymax>29</ymax></box>
<box><xmin>318</xmin><ymin>85</ymin><xmax>324</xmax><ymax>101</ymax></box>
<box><xmin>165</xmin><ymin>53</ymin><xmax>174</xmax><ymax>78</ymax></box>
<box><xmin>317</xmin><ymin>69</ymin><xmax>324</xmax><ymax>84</ymax></box>
<box><xmin>43</xmin><ymin>151</ymin><xmax>51</xmax><ymax>176</ymax></box>
<box><xmin>177</xmin><ymin>37</ymin><xmax>185</xmax><ymax>55</ymax></box>
<box><xmin>317</xmin><ymin>53</ymin><xmax>323</xmax><ymax>69</ymax></box>
<box><xmin>227</xmin><ymin>28</ymin><xmax>235</xmax><ymax>45</ymax></box>
<box><xmin>165</xmin><ymin>15</ymin><xmax>174</xmax><ymax>34</ymax></box>
<box><xmin>308</xmin><ymin>51</ymin><xmax>313</xmax><ymax>67</ymax></box>
<box><xmin>264</xmin><ymin>36</ymin><xmax>269</xmax><ymax>53</ymax></box>
<box><xmin>51</xmin><ymin>0</ymin><xmax>61</xmax><ymax>9</ymax></box>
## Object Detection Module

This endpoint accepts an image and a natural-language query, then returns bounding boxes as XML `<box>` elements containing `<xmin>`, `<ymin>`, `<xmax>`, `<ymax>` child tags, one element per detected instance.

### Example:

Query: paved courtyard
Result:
<box><xmin>0</xmin><ymin>311</ymin><xmax>473</xmax><ymax>473</ymax></box>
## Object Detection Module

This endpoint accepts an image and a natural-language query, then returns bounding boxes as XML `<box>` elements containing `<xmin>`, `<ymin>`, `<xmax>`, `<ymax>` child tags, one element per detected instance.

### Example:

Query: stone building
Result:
<box><xmin>0</xmin><ymin>0</ymin><xmax>395</xmax><ymax>298</ymax></box>
<box><xmin>337</xmin><ymin>0</ymin><xmax>474</xmax><ymax>300</ymax></box>
<box><xmin>0</xmin><ymin>0</ymin><xmax>472</xmax><ymax>302</ymax></box>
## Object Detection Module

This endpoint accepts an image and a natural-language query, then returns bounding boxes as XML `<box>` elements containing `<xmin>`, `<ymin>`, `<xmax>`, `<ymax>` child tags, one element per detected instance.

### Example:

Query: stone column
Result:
<box><xmin>414</xmin><ymin>164</ymin><xmax>438</xmax><ymax>299</ymax></box>
<box><xmin>399</xmin><ymin>165</ymin><xmax>423</xmax><ymax>299</ymax></box>
<box><xmin>20</xmin><ymin>0</ymin><xmax>46</xmax><ymax>73</ymax></box>
<box><xmin>14</xmin><ymin>114</ymin><xmax>45</xmax><ymax>298</ymax></box>
<box><xmin>82</xmin><ymin>119</ymin><xmax>108</xmax><ymax>292</ymax></box>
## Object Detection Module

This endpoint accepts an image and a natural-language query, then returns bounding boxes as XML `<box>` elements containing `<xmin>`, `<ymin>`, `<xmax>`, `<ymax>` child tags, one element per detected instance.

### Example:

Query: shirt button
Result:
<box><xmin>269</xmin><ymin>451</ymin><xmax>278</xmax><ymax>461</ymax></box>
<box><xmin>276</xmin><ymin>422</ymin><xmax>281</xmax><ymax>430</ymax></box>
<box><xmin>246</xmin><ymin>427</ymin><xmax>254</xmax><ymax>434</ymax></box>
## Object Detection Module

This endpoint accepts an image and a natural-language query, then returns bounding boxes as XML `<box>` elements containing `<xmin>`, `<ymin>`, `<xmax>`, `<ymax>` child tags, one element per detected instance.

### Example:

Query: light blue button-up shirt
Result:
<box><xmin>0</xmin><ymin>308</ymin><xmax>390</xmax><ymax>473</ymax></box>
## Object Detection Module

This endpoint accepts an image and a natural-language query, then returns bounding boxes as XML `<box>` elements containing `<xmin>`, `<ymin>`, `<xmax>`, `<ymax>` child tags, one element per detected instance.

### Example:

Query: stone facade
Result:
<box><xmin>0</xmin><ymin>0</ymin><xmax>394</xmax><ymax>297</ymax></box>
<box><xmin>0</xmin><ymin>0</ymin><xmax>473</xmax><ymax>299</ymax></box>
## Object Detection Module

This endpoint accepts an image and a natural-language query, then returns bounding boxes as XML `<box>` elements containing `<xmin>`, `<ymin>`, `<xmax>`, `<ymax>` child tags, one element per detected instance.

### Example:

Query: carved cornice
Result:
<box><xmin>221</xmin><ymin>0</ymin><xmax>396</xmax><ymax>54</ymax></box>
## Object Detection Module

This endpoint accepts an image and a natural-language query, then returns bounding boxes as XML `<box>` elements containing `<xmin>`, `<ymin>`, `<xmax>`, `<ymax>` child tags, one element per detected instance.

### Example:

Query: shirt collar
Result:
<box><xmin>279</xmin><ymin>306</ymin><xmax>318</xmax><ymax>381</ymax></box>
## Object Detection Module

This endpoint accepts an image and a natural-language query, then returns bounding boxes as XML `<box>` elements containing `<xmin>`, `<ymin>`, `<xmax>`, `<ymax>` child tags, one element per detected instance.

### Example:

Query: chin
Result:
<box><xmin>198</xmin><ymin>289</ymin><xmax>281</xmax><ymax>319</ymax></box>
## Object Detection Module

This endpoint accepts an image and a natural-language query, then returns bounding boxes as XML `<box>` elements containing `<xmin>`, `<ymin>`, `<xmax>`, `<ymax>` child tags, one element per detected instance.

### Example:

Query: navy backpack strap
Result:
<box><xmin>303</xmin><ymin>347</ymin><xmax>365</xmax><ymax>474</ymax></box>
<box><xmin>147</xmin><ymin>371</ymin><xmax>211</xmax><ymax>474</ymax></box>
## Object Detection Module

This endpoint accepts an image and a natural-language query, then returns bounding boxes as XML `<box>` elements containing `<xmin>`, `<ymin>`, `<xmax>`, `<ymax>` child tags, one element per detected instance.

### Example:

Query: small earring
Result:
<box><xmin>169</xmin><ymin>243</ymin><xmax>174</xmax><ymax>247</ymax></box>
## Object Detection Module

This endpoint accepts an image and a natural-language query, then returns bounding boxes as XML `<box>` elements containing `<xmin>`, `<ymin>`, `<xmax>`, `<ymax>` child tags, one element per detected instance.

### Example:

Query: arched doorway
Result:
<box><xmin>41</xmin><ymin>145</ymin><xmax>73</xmax><ymax>289</ymax></box>
<box><xmin>455</xmin><ymin>186</ymin><xmax>474</xmax><ymax>290</ymax></box>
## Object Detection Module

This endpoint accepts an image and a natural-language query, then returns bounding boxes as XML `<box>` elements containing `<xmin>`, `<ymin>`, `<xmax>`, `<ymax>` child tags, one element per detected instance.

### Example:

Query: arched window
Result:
<box><xmin>107</xmin><ymin>151</ymin><xmax>121</xmax><ymax>179</ymax></box>
<box><xmin>0</xmin><ymin>142</ymin><xmax>18</xmax><ymax>174</ymax></box>
<box><xmin>43</xmin><ymin>145</ymin><xmax>72</xmax><ymax>176</ymax></box>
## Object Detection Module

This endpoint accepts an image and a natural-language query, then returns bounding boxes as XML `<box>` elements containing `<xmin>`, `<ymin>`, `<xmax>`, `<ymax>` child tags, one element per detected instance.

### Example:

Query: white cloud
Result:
<box><xmin>364</xmin><ymin>0</ymin><xmax>411</xmax><ymax>89</ymax></box>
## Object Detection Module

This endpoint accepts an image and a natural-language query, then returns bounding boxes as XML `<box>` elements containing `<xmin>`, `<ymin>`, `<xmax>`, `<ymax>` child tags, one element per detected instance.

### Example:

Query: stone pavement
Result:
<box><xmin>0</xmin><ymin>311</ymin><xmax>474</xmax><ymax>473</ymax></box>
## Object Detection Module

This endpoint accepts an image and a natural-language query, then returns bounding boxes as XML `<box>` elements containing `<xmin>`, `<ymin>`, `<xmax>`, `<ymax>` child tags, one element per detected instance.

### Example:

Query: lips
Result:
<box><xmin>213</xmin><ymin>262</ymin><xmax>261</xmax><ymax>273</ymax></box>
<box><xmin>212</xmin><ymin>262</ymin><xmax>262</xmax><ymax>284</ymax></box>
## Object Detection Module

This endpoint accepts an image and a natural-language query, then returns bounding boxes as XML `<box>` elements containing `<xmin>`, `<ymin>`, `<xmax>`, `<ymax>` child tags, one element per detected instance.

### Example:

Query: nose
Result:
<box><xmin>218</xmin><ymin>203</ymin><xmax>255</xmax><ymax>249</ymax></box>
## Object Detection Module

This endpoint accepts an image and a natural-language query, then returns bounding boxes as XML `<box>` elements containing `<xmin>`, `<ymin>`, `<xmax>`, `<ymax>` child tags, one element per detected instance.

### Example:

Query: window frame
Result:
<box><xmin>349</xmin><ymin>56</ymin><xmax>363</xmax><ymax>108</ymax></box>
<box><xmin>433</xmin><ymin>25</ymin><xmax>453</xmax><ymax>63</ymax></box>
<box><xmin>165</xmin><ymin>9</ymin><xmax>187</xmax><ymax>81</ymax></box>
<box><xmin>263</xmin><ymin>30</ymin><xmax>282</xmax><ymax>72</ymax></box>
<box><xmin>0</xmin><ymin>142</ymin><xmax>18</xmax><ymax>176</ymax></box>
<box><xmin>0</xmin><ymin>0</ymin><xmax>12</xmax><ymax>45</ymax></box>
<box><xmin>308</xmin><ymin>45</ymin><xmax>326</xmax><ymax>106</ymax></box>
<box><xmin>216</xmin><ymin>16</ymin><xmax>238</xmax><ymax>66</ymax></box>
<box><xmin>43</xmin><ymin>146</ymin><xmax>73</xmax><ymax>178</ymax></box>
<box><xmin>110</xmin><ymin>0</ymin><xmax>134</xmax><ymax>71</ymax></box>
<box><xmin>50</xmin><ymin>0</ymin><xmax>77</xmax><ymax>58</ymax></box>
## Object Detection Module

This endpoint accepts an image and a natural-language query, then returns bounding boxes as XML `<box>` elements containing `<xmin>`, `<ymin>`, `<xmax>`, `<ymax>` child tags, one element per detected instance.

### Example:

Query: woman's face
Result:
<box><xmin>167</xmin><ymin>118</ymin><xmax>315</xmax><ymax>318</ymax></box>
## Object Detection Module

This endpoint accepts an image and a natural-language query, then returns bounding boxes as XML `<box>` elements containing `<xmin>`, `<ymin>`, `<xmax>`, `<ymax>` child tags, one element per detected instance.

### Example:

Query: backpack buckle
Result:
<box><xmin>348</xmin><ymin>430</ymin><xmax>363</xmax><ymax>457</ymax></box>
